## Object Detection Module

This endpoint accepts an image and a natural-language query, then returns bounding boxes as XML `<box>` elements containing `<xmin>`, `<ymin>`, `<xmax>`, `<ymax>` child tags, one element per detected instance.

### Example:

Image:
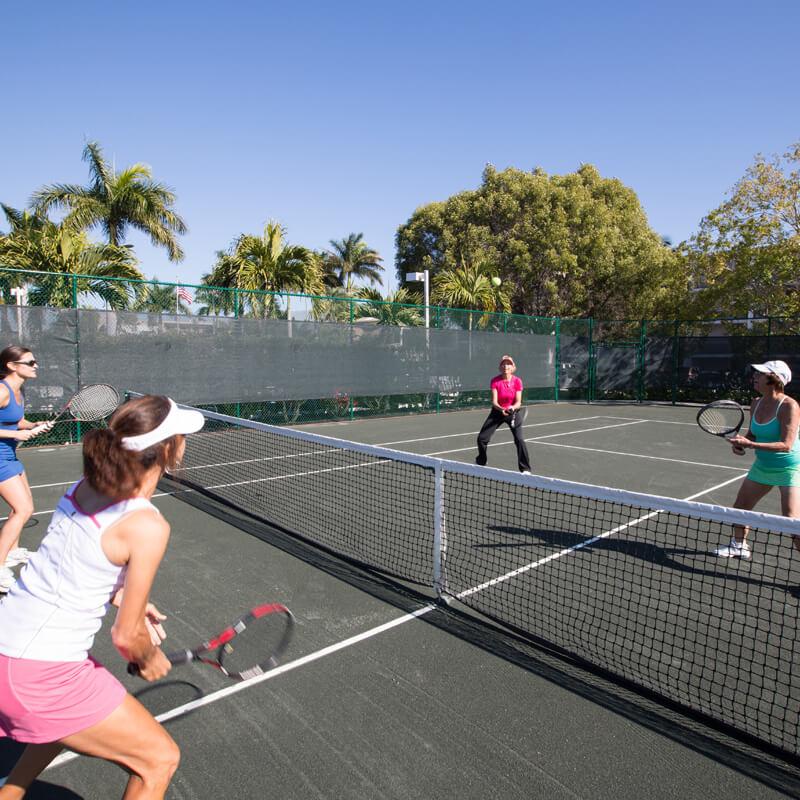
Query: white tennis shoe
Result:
<box><xmin>713</xmin><ymin>539</ymin><xmax>752</xmax><ymax>560</ymax></box>
<box><xmin>0</xmin><ymin>566</ymin><xmax>15</xmax><ymax>593</ymax></box>
<box><xmin>4</xmin><ymin>547</ymin><xmax>31</xmax><ymax>568</ymax></box>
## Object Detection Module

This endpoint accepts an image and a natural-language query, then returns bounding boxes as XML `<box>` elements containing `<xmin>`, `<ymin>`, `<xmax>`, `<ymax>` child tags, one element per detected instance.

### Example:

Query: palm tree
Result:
<box><xmin>431</xmin><ymin>258</ymin><xmax>511</xmax><ymax>330</ymax></box>
<box><xmin>205</xmin><ymin>222</ymin><xmax>322</xmax><ymax>318</ymax></box>
<box><xmin>325</xmin><ymin>233</ymin><xmax>383</xmax><ymax>293</ymax></box>
<box><xmin>31</xmin><ymin>141</ymin><xmax>187</xmax><ymax>262</ymax></box>
<box><xmin>310</xmin><ymin>285</ymin><xmax>353</xmax><ymax>323</ymax></box>
<box><xmin>0</xmin><ymin>207</ymin><xmax>143</xmax><ymax>308</ymax></box>
<box><xmin>353</xmin><ymin>287</ymin><xmax>424</xmax><ymax>326</ymax></box>
<box><xmin>0</xmin><ymin>205</ymin><xmax>49</xmax><ymax>300</ymax></box>
<box><xmin>195</xmin><ymin>269</ymin><xmax>239</xmax><ymax>317</ymax></box>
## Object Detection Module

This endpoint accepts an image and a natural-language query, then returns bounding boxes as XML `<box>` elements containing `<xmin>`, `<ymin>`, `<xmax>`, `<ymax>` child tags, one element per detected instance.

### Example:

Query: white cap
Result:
<box><xmin>121</xmin><ymin>399</ymin><xmax>205</xmax><ymax>451</ymax></box>
<box><xmin>751</xmin><ymin>360</ymin><xmax>792</xmax><ymax>385</ymax></box>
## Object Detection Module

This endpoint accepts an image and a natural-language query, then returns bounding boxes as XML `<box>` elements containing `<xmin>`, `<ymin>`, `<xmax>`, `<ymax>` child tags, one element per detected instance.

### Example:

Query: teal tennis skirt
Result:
<box><xmin>748</xmin><ymin>461</ymin><xmax>800</xmax><ymax>487</ymax></box>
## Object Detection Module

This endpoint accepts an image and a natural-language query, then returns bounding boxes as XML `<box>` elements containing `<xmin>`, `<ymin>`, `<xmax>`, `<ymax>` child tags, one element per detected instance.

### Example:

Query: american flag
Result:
<box><xmin>176</xmin><ymin>286</ymin><xmax>193</xmax><ymax>304</ymax></box>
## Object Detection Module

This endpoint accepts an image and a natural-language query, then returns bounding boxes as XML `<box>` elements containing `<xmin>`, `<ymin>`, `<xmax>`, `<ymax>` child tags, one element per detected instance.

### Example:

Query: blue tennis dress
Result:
<box><xmin>0</xmin><ymin>380</ymin><xmax>25</xmax><ymax>483</ymax></box>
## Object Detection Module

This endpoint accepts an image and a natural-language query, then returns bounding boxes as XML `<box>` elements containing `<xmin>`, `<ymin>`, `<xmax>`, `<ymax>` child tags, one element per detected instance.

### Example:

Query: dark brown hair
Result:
<box><xmin>0</xmin><ymin>344</ymin><xmax>32</xmax><ymax>378</ymax></box>
<box><xmin>766</xmin><ymin>374</ymin><xmax>786</xmax><ymax>391</ymax></box>
<box><xmin>82</xmin><ymin>395</ymin><xmax>184</xmax><ymax>499</ymax></box>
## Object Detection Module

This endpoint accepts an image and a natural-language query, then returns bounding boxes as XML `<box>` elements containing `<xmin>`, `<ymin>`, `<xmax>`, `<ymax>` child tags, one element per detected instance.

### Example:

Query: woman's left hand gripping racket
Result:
<box><xmin>509</xmin><ymin>406</ymin><xmax>527</xmax><ymax>429</ymax></box>
<box><xmin>51</xmin><ymin>384</ymin><xmax>121</xmax><ymax>425</ymax></box>
<box><xmin>696</xmin><ymin>400</ymin><xmax>747</xmax><ymax>453</ymax></box>
<box><xmin>128</xmin><ymin>604</ymin><xmax>295</xmax><ymax>682</ymax></box>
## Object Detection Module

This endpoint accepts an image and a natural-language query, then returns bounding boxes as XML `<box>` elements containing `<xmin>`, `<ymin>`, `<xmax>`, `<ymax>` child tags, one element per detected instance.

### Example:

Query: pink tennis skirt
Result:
<box><xmin>0</xmin><ymin>654</ymin><xmax>126</xmax><ymax>743</ymax></box>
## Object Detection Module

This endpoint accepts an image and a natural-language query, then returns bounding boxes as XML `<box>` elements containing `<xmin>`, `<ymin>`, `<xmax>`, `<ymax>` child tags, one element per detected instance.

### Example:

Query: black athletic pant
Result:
<box><xmin>476</xmin><ymin>408</ymin><xmax>531</xmax><ymax>472</ymax></box>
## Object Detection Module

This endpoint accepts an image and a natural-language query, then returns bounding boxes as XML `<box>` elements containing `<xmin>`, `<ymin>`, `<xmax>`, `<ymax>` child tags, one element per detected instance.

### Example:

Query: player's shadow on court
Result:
<box><xmin>132</xmin><ymin>678</ymin><xmax>204</xmax><ymax>718</ymax></box>
<box><xmin>484</xmin><ymin>525</ymin><xmax>798</xmax><ymax>596</ymax></box>
<box><xmin>0</xmin><ymin>740</ymin><xmax>83</xmax><ymax>799</ymax></box>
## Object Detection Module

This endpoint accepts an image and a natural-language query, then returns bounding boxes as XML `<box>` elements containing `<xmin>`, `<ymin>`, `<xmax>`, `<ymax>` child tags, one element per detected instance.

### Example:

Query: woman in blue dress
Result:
<box><xmin>0</xmin><ymin>344</ymin><xmax>51</xmax><ymax>593</ymax></box>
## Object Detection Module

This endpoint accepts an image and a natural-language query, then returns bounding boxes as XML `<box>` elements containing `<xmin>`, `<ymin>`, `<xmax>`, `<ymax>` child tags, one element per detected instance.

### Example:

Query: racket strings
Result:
<box><xmin>697</xmin><ymin>406</ymin><xmax>743</xmax><ymax>435</ymax></box>
<box><xmin>219</xmin><ymin>612</ymin><xmax>291</xmax><ymax>677</ymax></box>
<box><xmin>68</xmin><ymin>385</ymin><xmax>120</xmax><ymax>421</ymax></box>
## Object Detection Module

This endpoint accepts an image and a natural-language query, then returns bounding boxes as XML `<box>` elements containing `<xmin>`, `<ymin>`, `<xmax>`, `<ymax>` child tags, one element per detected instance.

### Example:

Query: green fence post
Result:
<box><xmin>671</xmin><ymin>319</ymin><xmax>680</xmax><ymax>405</ymax></box>
<box><xmin>554</xmin><ymin>317</ymin><xmax>561</xmax><ymax>402</ymax></box>
<box><xmin>587</xmin><ymin>318</ymin><xmax>594</xmax><ymax>402</ymax></box>
<box><xmin>234</xmin><ymin>288</ymin><xmax>240</xmax><ymax>318</ymax></box>
<box><xmin>72</xmin><ymin>274</ymin><xmax>82</xmax><ymax>442</ymax></box>
<box><xmin>637</xmin><ymin>319</ymin><xmax>646</xmax><ymax>402</ymax></box>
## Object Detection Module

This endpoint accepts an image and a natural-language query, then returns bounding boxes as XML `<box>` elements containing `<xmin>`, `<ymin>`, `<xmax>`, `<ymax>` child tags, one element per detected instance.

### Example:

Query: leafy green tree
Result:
<box><xmin>195</xmin><ymin>273</ymin><xmax>239</xmax><ymax>317</ymax></box>
<box><xmin>396</xmin><ymin>164</ymin><xmax>684</xmax><ymax>319</ymax></box>
<box><xmin>0</xmin><ymin>205</ymin><xmax>143</xmax><ymax>308</ymax></box>
<box><xmin>205</xmin><ymin>221</ymin><xmax>322</xmax><ymax>317</ymax></box>
<box><xmin>353</xmin><ymin>287</ymin><xmax>424</xmax><ymax>326</ymax></box>
<box><xmin>310</xmin><ymin>285</ymin><xmax>353</xmax><ymax>323</ymax></box>
<box><xmin>683</xmin><ymin>141</ymin><xmax>800</xmax><ymax>318</ymax></box>
<box><xmin>31</xmin><ymin>141</ymin><xmax>187</xmax><ymax>262</ymax></box>
<box><xmin>325</xmin><ymin>233</ymin><xmax>384</xmax><ymax>293</ymax></box>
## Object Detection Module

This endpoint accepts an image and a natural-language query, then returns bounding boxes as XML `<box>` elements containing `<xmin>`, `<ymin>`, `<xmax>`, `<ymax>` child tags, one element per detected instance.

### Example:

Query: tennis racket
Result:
<box><xmin>509</xmin><ymin>406</ymin><xmax>527</xmax><ymax>429</ymax></box>
<box><xmin>697</xmin><ymin>400</ymin><xmax>744</xmax><ymax>456</ymax></box>
<box><xmin>51</xmin><ymin>384</ymin><xmax>120</xmax><ymax>424</ymax></box>
<box><xmin>128</xmin><ymin>603</ymin><xmax>295</xmax><ymax>681</ymax></box>
<box><xmin>696</xmin><ymin>400</ymin><xmax>745</xmax><ymax>439</ymax></box>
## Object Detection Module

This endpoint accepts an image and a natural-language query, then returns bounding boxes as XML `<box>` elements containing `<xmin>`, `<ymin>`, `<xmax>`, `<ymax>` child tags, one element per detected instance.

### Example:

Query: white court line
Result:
<box><xmin>27</xmin><ymin>480</ymin><xmax>77</xmax><ymax>490</ymax></box>
<box><xmin>377</xmin><ymin>416</ymin><xmax>609</xmax><ymax>447</ymax></box>
<box><xmin>423</xmin><ymin>420</ymin><xmax>648</xmax><ymax>458</ymax></box>
<box><xmin>18</xmin><ymin>419</ymin><xmax>736</xmax><ymax>519</ymax></box>
<box><xmin>21</xmin><ymin>414</ymin><xmax>701</xmax><ymax>489</ymax></box>
<box><xmin>0</xmin><ymin>491</ymin><xmax>176</xmax><ymax>524</ymax></box>
<box><xmin>599</xmin><ymin>415</ymin><xmax>697</xmax><ymax>427</ymax></box>
<box><xmin>175</xmin><ymin>416</ymin><xmax>613</xmax><ymax>473</ymax></box>
<box><xmin>528</xmin><ymin>441</ymin><xmax>746</xmax><ymax>471</ymax></box>
<box><xmin>46</xmin><ymin>470</ymin><xmax>747</xmax><ymax>771</ymax></box>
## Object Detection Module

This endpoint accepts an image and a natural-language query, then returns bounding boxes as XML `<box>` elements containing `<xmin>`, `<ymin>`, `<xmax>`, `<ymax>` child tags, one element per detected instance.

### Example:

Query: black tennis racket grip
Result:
<box><xmin>127</xmin><ymin>648</ymin><xmax>194</xmax><ymax>676</ymax></box>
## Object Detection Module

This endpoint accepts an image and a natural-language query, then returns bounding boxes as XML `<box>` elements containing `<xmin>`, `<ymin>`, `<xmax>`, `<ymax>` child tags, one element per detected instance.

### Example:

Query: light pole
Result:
<box><xmin>11</xmin><ymin>286</ymin><xmax>28</xmax><ymax>339</ymax></box>
<box><xmin>405</xmin><ymin>270</ymin><xmax>430</xmax><ymax>328</ymax></box>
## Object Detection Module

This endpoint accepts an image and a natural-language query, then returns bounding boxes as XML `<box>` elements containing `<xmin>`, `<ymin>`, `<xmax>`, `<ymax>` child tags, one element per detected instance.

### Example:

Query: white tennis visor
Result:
<box><xmin>121</xmin><ymin>399</ymin><xmax>205</xmax><ymax>451</ymax></box>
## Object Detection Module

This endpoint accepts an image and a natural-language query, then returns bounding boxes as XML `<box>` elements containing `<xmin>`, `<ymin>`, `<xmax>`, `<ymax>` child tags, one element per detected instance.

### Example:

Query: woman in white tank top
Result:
<box><xmin>0</xmin><ymin>394</ymin><xmax>204</xmax><ymax>798</ymax></box>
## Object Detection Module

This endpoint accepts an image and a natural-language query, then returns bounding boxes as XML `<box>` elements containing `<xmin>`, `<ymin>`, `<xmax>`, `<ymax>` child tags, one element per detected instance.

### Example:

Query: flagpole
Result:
<box><xmin>175</xmin><ymin>276</ymin><xmax>179</xmax><ymax>315</ymax></box>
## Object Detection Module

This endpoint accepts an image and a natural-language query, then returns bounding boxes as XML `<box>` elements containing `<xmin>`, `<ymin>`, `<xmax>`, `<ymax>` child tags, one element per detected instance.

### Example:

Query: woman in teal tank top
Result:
<box><xmin>714</xmin><ymin>360</ymin><xmax>799</xmax><ymax>560</ymax></box>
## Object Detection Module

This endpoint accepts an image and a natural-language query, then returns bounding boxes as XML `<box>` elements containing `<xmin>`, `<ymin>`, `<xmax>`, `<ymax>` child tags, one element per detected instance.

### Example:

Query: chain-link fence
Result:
<box><xmin>1</xmin><ymin>268</ymin><xmax>798</xmax><ymax>448</ymax></box>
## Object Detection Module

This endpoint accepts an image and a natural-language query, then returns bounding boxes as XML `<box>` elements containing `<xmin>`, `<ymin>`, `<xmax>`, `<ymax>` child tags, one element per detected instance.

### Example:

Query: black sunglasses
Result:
<box><xmin>12</xmin><ymin>359</ymin><xmax>38</xmax><ymax>367</ymax></box>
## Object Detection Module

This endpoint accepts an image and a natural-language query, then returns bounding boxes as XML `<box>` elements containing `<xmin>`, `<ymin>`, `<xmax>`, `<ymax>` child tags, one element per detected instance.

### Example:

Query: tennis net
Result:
<box><xmin>166</xmin><ymin>404</ymin><xmax>800</xmax><ymax>758</ymax></box>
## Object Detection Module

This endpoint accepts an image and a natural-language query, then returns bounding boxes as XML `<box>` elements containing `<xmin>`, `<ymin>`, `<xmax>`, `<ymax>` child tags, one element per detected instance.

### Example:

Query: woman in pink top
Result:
<box><xmin>475</xmin><ymin>354</ymin><xmax>531</xmax><ymax>473</ymax></box>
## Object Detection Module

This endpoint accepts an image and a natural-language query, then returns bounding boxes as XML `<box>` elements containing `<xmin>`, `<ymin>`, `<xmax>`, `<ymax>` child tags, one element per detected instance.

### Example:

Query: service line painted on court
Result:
<box><xmin>15</xmin><ymin>416</ymin><xmax>741</xmax><ymax>510</ymax></box>
<box><xmin>19</xmin><ymin>414</ymin><xmax>705</xmax><ymax>492</ymax></box>
<box><xmin>46</xmin><ymin>605</ymin><xmax>439</xmax><ymax>772</ymax></box>
<box><xmin>45</xmin><ymin>471</ymin><xmax>747</xmax><ymax>774</ymax></box>
<box><xmin>377</xmin><ymin>416</ymin><xmax>612</xmax><ymax>447</ymax></box>
<box><xmin>457</xmin><ymin>473</ymin><xmax>746</xmax><ymax>601</ymax></box>
<box><xmin>599</xmin><ymin>415</ymin><xmax>698</xmax><ymax>426</ymax></box>
<box><xmin>424</xmin><ymin>419</ymin><xmax>650</xmax><ymax>457</ymax></box>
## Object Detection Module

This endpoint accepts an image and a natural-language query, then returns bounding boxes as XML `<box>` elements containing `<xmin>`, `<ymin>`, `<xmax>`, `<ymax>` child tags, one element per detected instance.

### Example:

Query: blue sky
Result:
<box><xmin>2</xmin><ymin>0</ymin><xmax>798</xmax><ymax>292</ymax></box>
